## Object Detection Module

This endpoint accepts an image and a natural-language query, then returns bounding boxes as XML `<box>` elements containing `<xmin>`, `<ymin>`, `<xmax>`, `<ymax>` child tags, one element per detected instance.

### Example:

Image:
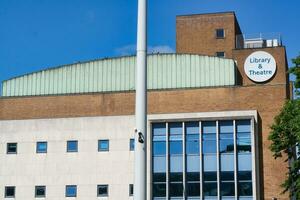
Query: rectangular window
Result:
<box><xmin>202</xmin><ymin>119</ymin><xmax>218</xmax><ymax>200</ymax></box>
<box><xmin>7</xmin><ymin>143</ymin><xmax>17</xmax><ymax>154</ymax></box>
<box><xmin>151</xmin><ymin>119</ymin><xmax>253</xmax><ymax>199</ymax></box>
<box><xmin>67</xmin><ymin>140</ymin><xmax>78</xmax><ymax>152</ymax></box>
<box><xmin>216</xmin><ymin>51</ymin><xmax>225</xmax><ymax>58</ymax></box>
<box><xmin>152</xmin><ymin>123</ymin><xmax>167</xmax><ymax>198</ymax></box>
<box><xmin>97</xmin><ymin>185</ymin><xmax>108</xmax><ymax>197</ymax></box>
<box><xmin>5</xmin><ymin>186</ymin><xmax>15</xmax><ymax>198</ymax></box>
<box><xmin>65</xmin><ymin>185</ymin><xmax>77</xmax><ymax>197</ymax></box>
<box><xmin>130</xmin><ymin>138</ymin><xmax>134</xmax><ymax>151</ymax></box>
<box><xmin>216</xmin><ymin>28</ymin><xmax>225</xmax><ymax>38</ymax></box>
<box><xmin>185</xmin><ymin>122</ymin><xmax>200</xmax><ymax>198</ymax></box>
<box><xmin>35</xmin><ymin>186</ymin><xmax>46</xmax><ymax>198</ymax></box>
<box><xmin>169</xmin><ymin>122</ymin><xmax>184</xmax><ymax>198</ymax></box>
<box><xmin>129</xmin><ymin>184</ymin><xmax>134</xmax><ymax>196</ymax></box>
<box><xmin>98</xmin><ymin>140</ymin><xmax>109</xmax><ymax>151</ymax></box>
<box><xmin>36</xmin><ymin>142</ymin><xmax>47</xmax><ymax>153</ymax></box>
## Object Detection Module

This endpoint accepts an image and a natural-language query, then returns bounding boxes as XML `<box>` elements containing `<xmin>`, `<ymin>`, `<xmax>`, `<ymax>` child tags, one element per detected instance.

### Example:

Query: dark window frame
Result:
<box><xmin>35</xmin><ymin>185</ymin><xmax>46</xmax><ymax>198</ymax></box>
<box><xmin>67</xmin><ymin>140</ymin><xmax>78</xmax><ymax>152</ymax></box>
<box><xmin>7</xmin><ymin>143</ymin><xmax>17</xmax><ymax>154</ymax></box>
<box><xmin>65</xmin><ymin>185</ymin><xmax>77</xmax><ymax>197</ymax></box>
<box><xmin>216</xmin><ymin>28</ymin><xmax>225</xmax><ymax>39</ymax></box>
<box><xmin>98</xmin><ymin>140</ymin><xmax>109</xmax><ymax>152</ymax></box>
<box><xmin>97</xmin><ymin>184</ymin><xmax>109</xmax><ymax>197</ymax></box>
<box><xmin>36</xmin><ymin>142</ymin><xmax>47</xmax><ymax>153</ymax></box>
<box><xmin>5</xmin><ymin>186</ymin><xmax>15</xmax><ymax>198</ymax></box>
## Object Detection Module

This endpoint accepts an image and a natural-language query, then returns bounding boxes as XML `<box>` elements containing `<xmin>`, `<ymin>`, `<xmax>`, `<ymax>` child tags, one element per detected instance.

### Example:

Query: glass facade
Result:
<box><xmin>152</xmin><ymin>119</ymin><xmax>254</xmax><ymax>200</ymax></box>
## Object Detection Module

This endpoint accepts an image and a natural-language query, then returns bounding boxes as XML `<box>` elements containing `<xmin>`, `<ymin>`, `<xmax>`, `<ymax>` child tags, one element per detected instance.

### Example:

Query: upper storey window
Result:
<box><xmin>216</xmin><ymin>28</ymin><xmax>225</xmax><ymax>38</ymax></box>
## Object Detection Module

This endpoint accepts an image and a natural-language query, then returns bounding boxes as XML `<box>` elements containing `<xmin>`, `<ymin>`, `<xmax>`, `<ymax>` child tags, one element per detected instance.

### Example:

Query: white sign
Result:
<box><xmin>244</xmin><ymin>51</ymin><xmax>276</xmax><ymax>82</ymax></box>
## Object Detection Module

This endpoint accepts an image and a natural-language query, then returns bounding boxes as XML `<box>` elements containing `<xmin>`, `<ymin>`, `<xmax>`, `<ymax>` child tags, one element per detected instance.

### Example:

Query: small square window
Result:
<box><xmin>65</xmin><ymin>185</ymin><xmax>77</xmax><ymax>197</ymax></box>
<box><xmin>67</xmin><ymin>141</ymin><xmax>78</xmax><ymax>152</ymax></box>
<box><xmin>7</xmin><ymin>143</ymin><xmax>17</xmax><ymax>154</ymax></box>
<box><xmin>97</xmin><ymin>185</ymin><xmax>108</xmax><ymax>197</ymax></box>
<box><xmin>36</xmin><ymin>142</ymin><xmax>47</xmax><ymax>153</ymax></box>
<box><xmin>35</xmin><ymin>186</ymin><xmax>46</xmax><ymax>198</ymax></box>
<box><xmin>216</xmin><ymin>52</ymin><xmax>225</xmax><ymax>58</ymax></box>
<box><xmin>130</xmin><ymin>139</ymin><xmax>135</xmax><ymax>151</ymax></box>
<box><xmin>216</xmin><ymin>28</ymin><xmax>225</xmax><ymax>38</ymax></box>
<box><xmin>98</xmin><ymin>140</ymin><xmax>109</xmax><ymax>151</ymax></box>
<box><xmin>5</xmin><ymin>186</ymin><xmax>15</xmax><ymax>198</ymax></box>
<box><xmin>129</xmin><ymin>184</ymin><xmax>134</xmax><ymax>196</ymax></box>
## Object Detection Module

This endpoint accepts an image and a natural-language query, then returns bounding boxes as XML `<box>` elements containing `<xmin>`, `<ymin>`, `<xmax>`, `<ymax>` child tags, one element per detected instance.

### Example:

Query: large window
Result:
<box><xmin>151</xmin><ymin>119</ymin><xmax>254</xmax><ymax>199</ymax></box>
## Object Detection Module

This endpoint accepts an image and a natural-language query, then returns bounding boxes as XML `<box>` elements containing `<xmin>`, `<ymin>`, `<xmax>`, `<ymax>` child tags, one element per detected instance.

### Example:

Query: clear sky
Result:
<box><xmin>0</xmin><ymin>0</ymin><xmax>299</xmax><ymax>91</ymax></box>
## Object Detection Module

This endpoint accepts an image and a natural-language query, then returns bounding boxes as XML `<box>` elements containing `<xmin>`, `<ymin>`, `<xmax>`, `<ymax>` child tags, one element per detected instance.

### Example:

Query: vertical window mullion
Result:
<box><xmin>251</xmin><ymin>118</ymin><xmax>257</xmax><ymax>200</ymax></box>
<box><xmin>183</xmin><ymin>122</ymin><xmax>186</xmax><ymax>200</ymax></box>
<box><xmin>199</xmin><ymin>121</ymin><xmax>203</xmax><ymax>200</ymax></box>
<box><xmin>166</xmin><ymin>122</ymin><xmax>169</xmax><ymax>200</ymax></box>
<box><xmin>216</xmin><ymin>120</ymin><xmax>220</xmax><ymax>200</ymax></box>
<box><xmin>234</xmin><ymin>120</ymin><xmax>238</xmax><ymax>200</ymax></box>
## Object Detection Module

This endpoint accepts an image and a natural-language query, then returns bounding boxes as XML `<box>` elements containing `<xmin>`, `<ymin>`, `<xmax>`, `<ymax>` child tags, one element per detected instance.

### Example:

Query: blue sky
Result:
<box><xmin>0</xmin><ymin>0</ymin><xmax>299</xmax><ymax>90</ymax></box>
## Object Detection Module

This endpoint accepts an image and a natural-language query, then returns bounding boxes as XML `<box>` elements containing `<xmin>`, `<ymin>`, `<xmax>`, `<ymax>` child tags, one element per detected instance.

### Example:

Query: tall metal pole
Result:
<box><xmin>135</xmin><ymin>0</ymin><xmax>147</xmax><ymax>199</ymax></box>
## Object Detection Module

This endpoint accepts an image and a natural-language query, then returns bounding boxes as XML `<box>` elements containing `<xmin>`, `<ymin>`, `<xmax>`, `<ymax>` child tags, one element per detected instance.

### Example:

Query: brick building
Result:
<box><xmin>0</xmin><ymin>12</ymin><xmax>291</xmax><ymax>200</ymax></box>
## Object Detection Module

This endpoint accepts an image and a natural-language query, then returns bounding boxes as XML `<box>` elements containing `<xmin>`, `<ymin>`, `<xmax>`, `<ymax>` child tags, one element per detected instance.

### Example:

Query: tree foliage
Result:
<box><xmin>269</xmin><ymin>53</ymin><xmax>300</xmax><ymax>198</ymax></box>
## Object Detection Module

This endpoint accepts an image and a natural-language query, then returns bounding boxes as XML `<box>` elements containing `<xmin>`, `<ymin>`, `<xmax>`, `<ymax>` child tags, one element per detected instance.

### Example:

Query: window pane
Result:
<box><xmin>187</xmin><ymin>155</ymin><xmax>200</xmax><ymax>172</ymax></box>
<box><xmin>202</xmin><ymin>121</ymin><xmax>216</xmax><ymax>154</ymax></box>
<box><xmin>170</xmin><ymin>141</ymin><xmax>183</xmax><ymax>154</ymax></box>
<box><xmin>170</xmin><ymin>183</ymin><xmax>183</xmax><ymax>197</ymax></box>
<box><xmin>153</xmin><ymin>183</ymin><xmax>166</xmax><ymax>197</ymax></box>
<box><xmin>153</xmin><ymin>141</ymin><xmax>166</xmax><ymax>155</ymax></box>
<box><xmin>7</xmin><ymin>143</ymin><xmax>17</xmax><ymax>154</ymax></box>
<box><xmin>35</xmin><ymin>186</ymin><xmax>46</xmax><ymax>197</ymax></box>
<box><xmin>203</xmin><ymin>155</ymin><xmax>217</xmax><ymax>172</ymax></box>
<box><xmin>153</xmin><ymin>123</ymin><xmax>166</xmax><ymax>136</ymax></box>
<box><xmin>221</xmin><ymin>182</ymin><xmax>235</xmax><ymax>196</ymax></box>
<box><xmin>187</xmin><ymin>172</ymin><xmax>200</xmax><ymax>181</ymax></box>
<box><xmin>153</xmin><ymin>156</ymin><xmax>166</xmax><ymax>172</ymax></box>
<box><xmin>66</xmin><ymin>185</ymin><xmax>77</xmax><ymax>197</ymax></box>
<box><xmin>203</xmin><ymin>182</ymin><xmax>217</xmax><ymax>196</ymax></box>
<box><xmin>170</xmin><ymin>172</ymin><xmax>183</xmax><ymax>182</ymax></box>
<box><xmin>153</xmin><ymin>173</ymin><xmax>166</xmax><ymax>182</ymax></box>
<box><xmin>187</xmin><ymin>183</ymin><xmax>200</xmax><ymax>197</ymax></box>
<box><xmin>186</xmin><ymin>122</ymin><xmax>199</xmax><ymax>135</ymax></box>
<box><xmin>67</xmin><ymin>141</ymin><xmax>78</xmax><ymax>152</ymax></box>
<box><xmin>36</xmin><ymin>142</ymin><xmax>47</xmax><ymax>153</ymax></box>
<box><xmin>186</xmin><ymin>135</ymin><xmax>199</xmax><ymax>154</ymax></box>
<box><xmin>129</xmin><ymin>184</ymin><xmax>134</xmax><ymax>196</ymax></box>
<box><xmin>130</xmin><ymin>139</ymin><xmax>134</xmax><ymax>151</ymax></box>
<box><xmin>216</xmin><ymin>29</ymin><xmax>225</xmax><ymax>38</ymax></box>
<box><xmin>97</xmin><ymin>185</ymin><xmax>108</xmax><ymax>196</ymax></box>
<box><xmin>169</xmin><ymin>122</ymin><xmax>182</xmax><ymax>135</ymax></box>
<box><xmin>238</xmin><ymin>182</ymin><xmax>253</xmax><ymax>196</ymax></box>
<box><xmin>5</xmin><ymin>186</ymin><xmax>15</xmax><ymax>198</ymax></box>
<box><xmin>98</xmin><ymin>140</ymin><xmax>109</xmax><ymax>151</ymax></box>
<box><xmin>170</xmin><ymin>155</ymin><xmax>183</xmax><ymax>172</ymax></box>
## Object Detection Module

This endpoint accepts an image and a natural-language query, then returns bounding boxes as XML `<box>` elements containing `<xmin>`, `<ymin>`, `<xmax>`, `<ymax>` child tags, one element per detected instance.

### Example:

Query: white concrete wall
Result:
<box><xmin>0</xmin><ymin>116</ymin><xmax>135</xmax><ymax>200</ymax></box>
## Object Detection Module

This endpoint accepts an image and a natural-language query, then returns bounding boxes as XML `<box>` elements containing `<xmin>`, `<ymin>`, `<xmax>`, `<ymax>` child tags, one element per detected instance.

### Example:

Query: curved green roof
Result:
<box><xmin>1</xmin><ymin>54</ymin><xmax>236</xmax><ymax>97</ymax></box>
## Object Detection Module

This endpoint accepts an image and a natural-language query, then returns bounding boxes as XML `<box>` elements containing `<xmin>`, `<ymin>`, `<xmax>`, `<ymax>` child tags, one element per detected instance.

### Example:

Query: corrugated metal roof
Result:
<box><xmin>1</xmin><ymin>54</ymin><xmax>236</xmax><ymax>97</ymax></box>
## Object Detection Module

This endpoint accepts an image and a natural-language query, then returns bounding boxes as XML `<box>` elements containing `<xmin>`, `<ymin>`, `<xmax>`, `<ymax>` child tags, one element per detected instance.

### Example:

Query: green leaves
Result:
<box><xmin>289</xmin><ymin>53</ymin><xmax>300</xmax><ymax>95</ymax></box>
<box><xmin>269</xmin><ymin>53</ymin><xmax>300</xmax><ymax>198</ymax></box>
